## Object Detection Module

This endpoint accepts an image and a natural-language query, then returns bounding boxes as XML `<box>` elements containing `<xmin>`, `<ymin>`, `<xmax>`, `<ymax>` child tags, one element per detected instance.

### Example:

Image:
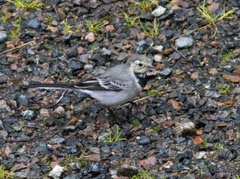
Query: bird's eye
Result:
<box><xmin>138</xmin><ymin>63</ymin><xmax>143</xmax><ymax>67</ymax></box>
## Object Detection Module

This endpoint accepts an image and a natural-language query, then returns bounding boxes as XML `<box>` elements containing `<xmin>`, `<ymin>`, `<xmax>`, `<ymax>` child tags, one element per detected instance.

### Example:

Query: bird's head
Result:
<box><xmin>127</xmin><ymin>55</ymin><xmax>154</xmax><ymax>74</ymax></box>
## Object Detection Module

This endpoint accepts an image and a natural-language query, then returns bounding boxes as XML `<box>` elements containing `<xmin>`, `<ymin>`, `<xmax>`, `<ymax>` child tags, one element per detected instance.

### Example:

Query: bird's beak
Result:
<box><xmin>147</xmin><ymin>64</ymin><xmax>155</xmax><ymax>69</ymax></box>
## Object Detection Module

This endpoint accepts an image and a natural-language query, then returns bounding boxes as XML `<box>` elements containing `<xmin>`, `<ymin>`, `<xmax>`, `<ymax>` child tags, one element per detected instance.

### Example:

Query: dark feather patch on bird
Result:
<box><xmin>74</xmin><ymin>77</ymin><xmax>123</xmax><ymax>91</ymax></box>
<box><xmin>134</xmin><ymin>72</ymin><xmax>148</xmax><ymax>88</ymax></box>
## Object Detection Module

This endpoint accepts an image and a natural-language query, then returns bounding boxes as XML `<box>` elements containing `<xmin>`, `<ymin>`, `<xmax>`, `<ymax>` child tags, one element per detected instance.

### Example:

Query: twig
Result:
<box><xmin>170</xmin><ymin>25</ymin><xmax>209</xmax><ymax>41</ymax></box>
<box><xmin>171</xmin><ymin>44</ymin><xmax>187</xmax><ymax>59</ymax></box>
<box><xmin>0</xmin><ymin>40</ymin><xmax>35</xmax><ymax>55</ymax></box>
<box><xmin>55</xmin><ymin>90</ymin><xmax>67</xmax><ymax>105</ymax></box>
<box><xmin>116</xmin><ymin>92</ymin><xmax>165</xmax><ymax>109</ymax></box>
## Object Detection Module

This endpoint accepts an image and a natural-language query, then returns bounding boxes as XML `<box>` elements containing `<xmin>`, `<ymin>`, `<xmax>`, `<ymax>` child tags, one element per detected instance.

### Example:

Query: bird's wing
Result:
<box><xmin>74</xmin><ymin>76</ymin><xmax>125</xmax><ymax>91</ymax></box>
<box><xmin>98</xmin><ymin>76</ymin><xmax>126</xmax><ymax>91</ymax></box>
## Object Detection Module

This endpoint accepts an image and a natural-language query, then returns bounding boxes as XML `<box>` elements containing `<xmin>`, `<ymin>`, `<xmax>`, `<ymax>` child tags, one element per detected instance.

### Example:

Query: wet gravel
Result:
<box><xmin>0</xmin><ymin>0</ymin><xmax>240</xmax><ymax>178</ymax></box>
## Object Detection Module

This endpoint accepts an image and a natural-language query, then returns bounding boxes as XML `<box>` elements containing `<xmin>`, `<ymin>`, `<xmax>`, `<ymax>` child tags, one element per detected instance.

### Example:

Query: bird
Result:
<box><xmin>23</xmin><ymin>55</ymin><xmax>154</xmax><ymax>107</ymax></box>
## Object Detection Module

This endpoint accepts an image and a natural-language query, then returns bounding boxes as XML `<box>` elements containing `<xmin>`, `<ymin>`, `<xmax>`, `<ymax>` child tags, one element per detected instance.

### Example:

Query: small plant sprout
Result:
<box><xmin>217</xmin><ymin>83</ymin><xmax>230</xmax><ymax>94</ymax></box>
<box><xmin>197</xmin><ymin>0</ymin><xmax>235</xmax><ymax>35</ymax></box>
<box><xmin>202</xmin><ymin>140</ymin><xmax>208</xmax><ymax>147</ymax></box>
<box><xmin>123</xmin><ymin>12</ymin><xmax>139</xmax><ymax>27</ymax></box>
<box><xmin>199</xmin><ymin>168</ymin><xmax>205</xmax><ymax>176</ymax></box>
<box><xmin>6</xmin><ymin>0</ymin><xmax>42</xmax><ymax>11</ymax></box>
<box><xmin>1</xmin><ymin>9</ymin><xmax>10</xmax><ymax>23</ymax></box>
<box><xmin>9</xmin><ymin>18</ymin><xmax>22</xmax><ymax>38</ymax></box>
<box><xmin>214</xmin><ymin>143</ymin><xmax>224</xmax><ymax>152</ymax></box>
<box><xmin>148</xmin><ymin>89</ymin><xmax>160</xmax><ymax>95</ymax></box>
<box><xmin>85</xmin><ymin>20</ymin><xmax>108</xmax><ymax>34</ymax></box>
<box><xmin>105</xmin><ymin>125</ymin><xmax>126</xmax><ymax>143</ymax></box>
<box><xmin>222</xmin><ymin>50</ymin><xmax>233</xmax><ymax>63</ymax></box>
<box><xmin>134</xmin><ymin>0</ymin><xmax>158</xmax><ymax>12</ymax></box>
<box><xmin>63</xmin><ymin>19</ymin><xmax>73</xmax><ymax>34</ymax></box>
<box><xmin>140</xmin><ymin>18</ymin><xmax>159</xmax><ymax>38</ymax></box>
<box><xmin>44</xmin><ymin>16</ymin><xmax>53</xmax><ymax>26</ymax></box>
<box><xmin>43</xmin><ymin>43</ymin><xmax>54</xmax><ymax>51</ymax></box>
<box><xmin>61</xmin><ymin>155</ymin><xmax>88</xmax><ymax>169</ymax></box>
<box><xmin>130</xmin><ymin>118</ymin><xmax>141</xmax><ymax>127</ymax></box>
<box><xmin>0</xmin><ymin>166</ymin><xmax>13</xmax><ymax>179</ymax></box>
<box><xmin>131</xmin><ymin>170</ymin><xmax>155</xmax><ymax>179</ymax></box>
<box><xmin>150</xmin><ymin>127</ymin><xmax>159</xmax><ymax>134</ymax></box>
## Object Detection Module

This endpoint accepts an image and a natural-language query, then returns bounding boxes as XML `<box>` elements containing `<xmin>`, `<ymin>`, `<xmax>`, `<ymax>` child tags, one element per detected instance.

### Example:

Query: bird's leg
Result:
<box><xmin>107</xmin><ymin>107</ymin><xmax>124</xmax><ymax>129</ymax></box>
<box><xmin>127</xmin><ymin>102</ymin><xmax>134</xmax><ymax>118</ymax></box>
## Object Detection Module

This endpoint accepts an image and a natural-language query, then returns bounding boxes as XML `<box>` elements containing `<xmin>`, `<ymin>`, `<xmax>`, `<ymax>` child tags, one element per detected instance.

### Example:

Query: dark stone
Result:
<box><xmin>66</xmin><ymin>48</ymin><xmax>78</xmax><ymax>58</ymax></box>
<box><xmin>139</xmin><ymin>13</ymin><xmax>154</xmax><ymax>20</ymax></box>
<box><xmin>34</xmin><ymin>143</ymin><xmax>47</xmax><ymax>153</ymax></box>
<box><xmin>203</xmin><ymin>123</ymin><xmax>214</xmax><ymax>133</ymax></box>
<box><xmin>63</xmin><ymin>34</ymin><xmax>72</xmax><ymax>43</ymax></box>
<box><xmin>218</xmin><ymin>148</ymin><xmax>234</xmax><ymax>161</ymax></box>
<box><xmin>64</xmin><ymin>173</ymin><xmax>83</xmax><ymax>179</ymax></box>
<box><xmin>2</xmin><ymin>117</ymin><xmax>17</xmax><ymax>132</ymax></box>
<box><xmin>117</xmin><ymin>165</ymin><xmax>138</xmax><ymax>177</ymax></box>
<box><xmin>159</xmin><ymin>68</ymin><xmax>172</xmax><ymax>78</ymax></box>
<box><xmin>50</xmin><ymin>137</ymin><xmax>65</xmax><ymax>144</ymax></box>
<box><xmin>135</xmin><ymin>40</ymin><xmax>148</xmax><ymax>53</ymax></box>
<box><xmin>68</xmin><ymin>60</ymin><xmax>82</xmax><ymax>71</ymax></box>
<box><xmin>85</xmin><ymin>162</ymin><xmax>106</xmax><ymax>174</ymax></box>
<box><xmin>164</xmin><ymin>30</ymin><xmax>174</xmax><ymax>38</ymax></box>
<box><xmin>0</xmin><ymin>57</ymin><xmax>9</xmax><ymax>65</ymax></box>
<box><xmin>136</xmin><ymin>136</ymin><xmax>150</xmax><ymax>145</ymax></box>
<box><xmin>0</xmin><ymin>32</ymin><xmax>8</xmax><ymax>43</ymax></box>
<box><xmin>17</xmin><ymin>94</ymin><xmax>29</xmax><ymax>107</ymax></box>
<box><xmin>52</xmin><ymin>49</ymin><xmax>59</xmax><ymax>58</ymax></box>
<box><xmin>63</xmin><ymin>125</ymin><xmax>76</xmax><ymax>133</ymax></box>
<box><xmin>87</xmin><ymin>104</ymin><xmax>102</xmax><ymax>113</ymax></box>
<box><xmin>65</xmin><ymin>137</ymin><xmax>79</xmax><ymax>146</ymax></box>
<box><xmin>146</xmin><ymin>106</ymin><xmax>156</xmax><ymax>116</ymax></box>
<box><xmin>162</xmin><ymin>128</ymin><xmax>173</xmax><ymax>138</ymax></box>
<box><xmin>170</xmin><ymin>52</ymin><xmax>181</xmax><ymax>60</ymax></box>
<box><xmin>26</xmin><ymin>19</ymin><xmax>41</xmax><ymax>29</ymax></box>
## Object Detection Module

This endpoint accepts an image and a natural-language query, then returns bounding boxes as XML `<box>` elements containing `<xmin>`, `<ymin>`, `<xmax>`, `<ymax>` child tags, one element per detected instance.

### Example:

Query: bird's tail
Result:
<box><xmin>21</xmin><ymin>82</ymin><xmax>75</xmax><ymax>90</ymax></box>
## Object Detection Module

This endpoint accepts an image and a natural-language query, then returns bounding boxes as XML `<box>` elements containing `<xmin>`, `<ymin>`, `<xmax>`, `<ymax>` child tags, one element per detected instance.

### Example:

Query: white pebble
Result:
<box><xmin>48</xmin><ymin>165</ymin><xmax>65</xmax><ymax>179</ymax></box>
<box><xmin>152</xmin><ymin>6</ymin><xmax>166</xmax><ymax>17</ymax></box>
<box><xmin>85</xmin><ymin>32</ymin><xmax>95</xmax><ymax>42</ymax></box>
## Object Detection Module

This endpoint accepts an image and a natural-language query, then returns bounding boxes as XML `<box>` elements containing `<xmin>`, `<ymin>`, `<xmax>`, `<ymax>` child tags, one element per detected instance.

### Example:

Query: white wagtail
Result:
<box><xmin>23</xmin><ymin>55</ymin><xmax>154</xmax><ymax>107</ymax></box>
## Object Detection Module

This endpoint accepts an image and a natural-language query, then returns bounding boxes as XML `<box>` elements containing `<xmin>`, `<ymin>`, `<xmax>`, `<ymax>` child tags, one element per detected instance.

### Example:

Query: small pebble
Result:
<box><xmin>175</xmin><ymin>37</ymin><xmax>194</xmax><ymax>48</ymax></box>
<box><xmin>152</xmin><ymin>6</ymin><xmax>166</xmax><ymax>17</ymax></box>
<box><xmin>53</xmin><ymin>106</ymin><xmax>65</xmax><ymax>114</ymax></box>
<box><xmin>170</xmin><ymin>52</ymin><xmax>181</xmax><ymax>60</ymax></box>
<box><xmin>66</xmin><ymin>48</ymin><xmax>78</xmax><ymax>58</ymax></box>
<box><xmin>48</xmin><ymin>165</ymin><xmax>65</xmax><ymax>179</ymax></box>
<box><xmin>17</xmin><ymin>95</ymin><xmax>29</xmax><ymax>107</ymax></box>
<box><xmin>85</xmin><ymin>32</ymin><xmax>95</xmax><ymax>42</ymax></box>
<box><xmin>0</xmin><ymin>32</ymin><xmax>8</xmax><ymax>43</ymax></box>
<box><xmin>152</xmin><ymin>45</ymin><xmax>163</xmax><ymax>52</ymax></box>
<box><xmin>136</xmin><ymin>136</ymin><xmax>150</xmax><ymax>145</ymax></box>
<box><xmin>50</xmin><ymin>137</ymin><xmax>65</xmax><ymax>144</ymax></box>
<box><xmin>195</xmin><ymin>151</ymin><xmax>206</xmax><ymax>159</ymax></box>
<box><xmin>21</xmin><ymin>109</ymin><xmax>34</xmax><ymax>119</ymax></box>
<box><xmin>135</xmin><ymin>40</ymin><xmax>148</xmax><ymax>53</ymax></box>
<box><xmin>26</xmin><ymin>19</ymin><xmax>41</xmax><ymax>29</ymax></box>
<box><xmin>117</xmin><ymin>164</ymin><xmax>138</xmax><ymax>176</ymax></box>
<box><xmin>27</xmin><ymin>48</ymin><xmax>35</xmax><ymax>55</ymax></box>
<box><xmin>159</xmin><ymin>68</ymin><xmax>172</xmax><ymax>77</ymax></box>
<box><xmin>153</xmin><ymin>54</ymin><xmax>163</xmax><ymax>62</ymax></box>
<box><xmin>68</xmin><ymin>60</ymin><xmax>82</xmax><ymax>71</ymax></box>
<box><xmin>101</xmin><ymin>47</ymin><xmax>111</xmax><ymax>55</ymax></box>
<box><xmin>63</xmin><ymin>34</ymin><xmax>72</xmax><ymax>42</ymax></box>
<box><xmin>84</xmin><ymin>64</ymin><xmax>94</xmax><ymax>70</ymax></box>
<box><xmin>40</xmin><ymin>108</ymin><xmax>50</xmax><ymax>117</ymax></box>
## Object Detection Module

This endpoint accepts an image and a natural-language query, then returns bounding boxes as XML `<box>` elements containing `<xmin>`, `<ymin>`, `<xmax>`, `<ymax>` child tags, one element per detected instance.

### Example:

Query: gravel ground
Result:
<box><xmin>0</xmin><ymin>0</ymin><xmax>240</xmax><ymax>178</ymax></box>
